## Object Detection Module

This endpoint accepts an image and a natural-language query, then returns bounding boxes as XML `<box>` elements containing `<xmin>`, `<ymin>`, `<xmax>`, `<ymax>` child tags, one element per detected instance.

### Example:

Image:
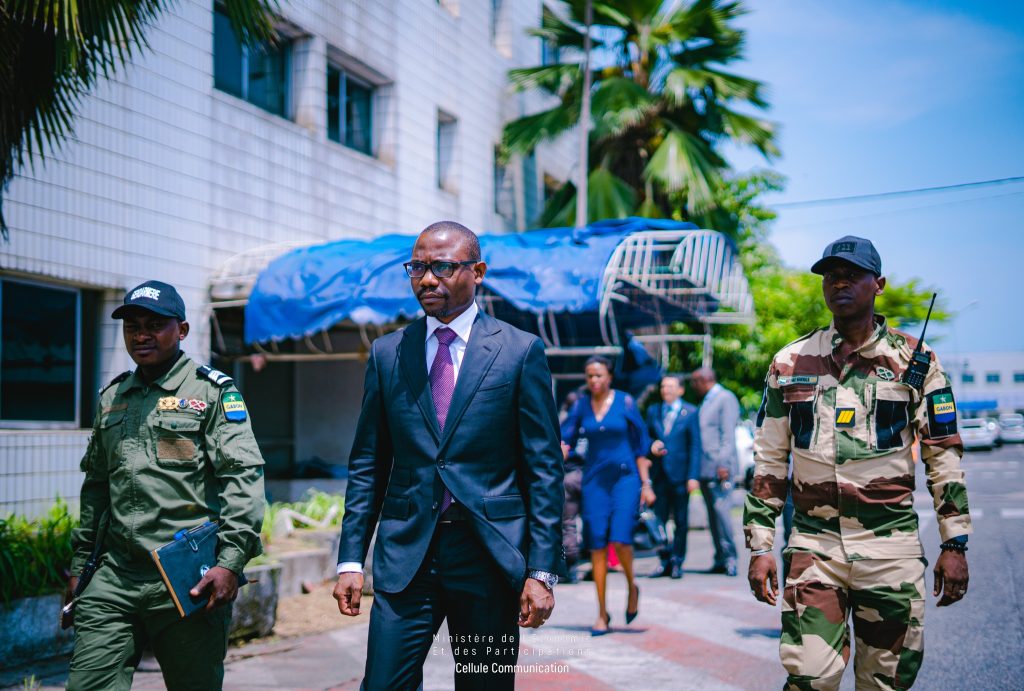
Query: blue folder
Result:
<box><xmin>150</xmin><ymin>521</ymin><xmax>246</xmax><ymax>617</ymax></box>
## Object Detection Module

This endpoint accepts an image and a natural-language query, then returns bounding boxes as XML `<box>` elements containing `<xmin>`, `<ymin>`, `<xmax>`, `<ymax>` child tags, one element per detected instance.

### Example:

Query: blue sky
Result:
<box><xmin>723</xmin><ymin>0</ymin><xmax>1024</xmax><ymax>353</ymax></box>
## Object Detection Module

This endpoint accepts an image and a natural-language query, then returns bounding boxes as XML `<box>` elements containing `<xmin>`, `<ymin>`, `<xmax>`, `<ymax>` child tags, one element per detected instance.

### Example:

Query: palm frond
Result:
<box><xmin>643</xmin><ymin>128</ymin><xmax>722</xmax><ymax>213</ymax></box>
<box><xmin>502</xmin><ymin>104</ymin><xmax>580</xmax><ymax>156</ymax></box>
<box><xmin>590</xmin><ymin>76</ymin><xmax>658</xmax><ymax>139</ymax></box>
<box><xmin>507</xmin><ymin>64</ymin><xmax>580</xmax><ymax>97</ymax></box>
<box><xmin>719</xmin><ymin>107</ymin><xmax>779</xmax><ymax>158</ymax></box>
<box><xmin>0</xmin><ymin>0</ymin><xmax>280</xmax><ymax>238</ymax></box>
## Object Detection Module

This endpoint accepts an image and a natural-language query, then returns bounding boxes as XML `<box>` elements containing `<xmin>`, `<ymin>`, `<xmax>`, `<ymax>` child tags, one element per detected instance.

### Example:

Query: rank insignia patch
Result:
<box><xmin>222</xmin><ymin>392</ymin><xmax>247</xmax><ymax>422</ymax></box>
<box><xmin>926</xmin><ymin>387</ymin><xmax>958</xmax><ymax>438</ymax></box>
<box><xmin>876</xmin><ymin>367</ymin><xmax>895</xmax><ymax>381</ymax></box>
<box><xmin>158</xmin><ymin>397</ymin><xmax>178</xmax><ymax>411</ymax></box>
<box><xmin>835</xmin><ymin>408</ymin><xmax>856</xmax><ymax>427</ymax></box>
<box><xmin>188</xmin><ymin>399</ymin><xmax>208</xmax><ymax>412</ymax></box>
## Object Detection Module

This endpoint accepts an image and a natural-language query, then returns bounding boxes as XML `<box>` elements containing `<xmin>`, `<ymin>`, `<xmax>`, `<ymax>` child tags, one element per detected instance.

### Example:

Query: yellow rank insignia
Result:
<box><xmin>222</xmin><ymin>392</ymin><xmax>247</xmax><ymax>422</ymax></box>
<box><xmin>158</xmin><ymin>396</ymin><xmax>178</xmax><ymax>411</ymax></box>
<box><xmin>835</xmin><ymin>408</ymin><xmax>856</xmax><ymax>427</ymax></box>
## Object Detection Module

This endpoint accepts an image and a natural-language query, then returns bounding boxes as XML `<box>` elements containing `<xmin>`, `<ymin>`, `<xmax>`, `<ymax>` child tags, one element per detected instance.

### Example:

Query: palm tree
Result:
<box><xmin>503</xmin><ymin>0</ymin><xmax>778</xmax><ymax>227</ymax></box>
<box><xmin>0</xmin><ymin>0</ymin><xmax>280</xmax><ymax>238</ymax></box>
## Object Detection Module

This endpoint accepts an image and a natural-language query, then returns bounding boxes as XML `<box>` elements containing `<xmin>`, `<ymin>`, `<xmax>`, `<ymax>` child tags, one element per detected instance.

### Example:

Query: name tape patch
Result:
<box><xmin>778</xmin><ymin>375</ymin><xmax>819</xmax><ymax>386</ymax></box>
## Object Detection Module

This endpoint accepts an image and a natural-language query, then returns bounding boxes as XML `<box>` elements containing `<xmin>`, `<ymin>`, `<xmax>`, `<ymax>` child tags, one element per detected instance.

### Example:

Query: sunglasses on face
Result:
<box><xmin>403</xmin><ymin>259</ymin><xmax>478</xmax><ymax>279</ymax></box>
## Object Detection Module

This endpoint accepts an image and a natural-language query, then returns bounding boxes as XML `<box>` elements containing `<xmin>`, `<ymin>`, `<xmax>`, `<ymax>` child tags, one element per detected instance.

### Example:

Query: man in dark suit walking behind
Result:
<box><xmin>646</xmin><ymin>375</ymin><xmax>702</xmax><ymax>579</ymax></box>
<box><xmin>333</xmin><ymin>221</ymin><xmax>565</xmax><ymax>690</ymax></box>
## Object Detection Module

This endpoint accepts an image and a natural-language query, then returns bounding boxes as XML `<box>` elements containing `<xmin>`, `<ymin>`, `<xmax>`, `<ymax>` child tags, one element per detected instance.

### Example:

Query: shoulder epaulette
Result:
<box><xmin>780</xmin><ymin>327</ymin><xmax>822</xmax><ymax>352</ymax></box>
<box><xmin>99</xmin><ymin>371</ymin><xmax>132</xmax><ymax>395</ymax></box>
<box><xmin>197</xmin><ymin>364</ymin><xmax>234</xmax><ymax>387</ymax></box>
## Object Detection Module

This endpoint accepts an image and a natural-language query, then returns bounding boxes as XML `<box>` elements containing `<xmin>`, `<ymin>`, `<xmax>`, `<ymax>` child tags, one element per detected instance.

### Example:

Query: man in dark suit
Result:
<box><xmin>332</xmin><ymin>221</ymin><xmax>565</xmax><ymax>691</ymax></box>
<box><xmin>646</xmin><ymin>375</ymin><xmax>701</xmax><ymax>579</ymax></box>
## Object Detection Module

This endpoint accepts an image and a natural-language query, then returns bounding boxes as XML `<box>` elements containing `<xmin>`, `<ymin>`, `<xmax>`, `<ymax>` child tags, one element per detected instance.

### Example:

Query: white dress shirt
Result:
<box><xmin>338</xmin><ymin>302</ymin><xmax>479</xmax><ymax>575</ymax></box>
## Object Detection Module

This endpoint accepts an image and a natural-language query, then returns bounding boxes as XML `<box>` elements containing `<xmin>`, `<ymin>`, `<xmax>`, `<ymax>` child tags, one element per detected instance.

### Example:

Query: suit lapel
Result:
<box><xmin>652</xmin><ymin>403</ymin><xmax>666</xmax><ymax>439</ymax></box>
<box><xmin>439</xmin><ymin>311</ymin><xmax>501</xmax><ymax>449</ymax></box>
<box><xmin>398</xmin><ymin>318</ymin><xmax>441</xmax><ymax>443</ymax></box>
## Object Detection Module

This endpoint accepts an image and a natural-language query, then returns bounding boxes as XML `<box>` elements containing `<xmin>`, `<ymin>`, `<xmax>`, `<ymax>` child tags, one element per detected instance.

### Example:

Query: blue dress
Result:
<box><xmin>561</xmin><ymin>390</ymin><xmax>651</xmax><ymax>549</ymax></box>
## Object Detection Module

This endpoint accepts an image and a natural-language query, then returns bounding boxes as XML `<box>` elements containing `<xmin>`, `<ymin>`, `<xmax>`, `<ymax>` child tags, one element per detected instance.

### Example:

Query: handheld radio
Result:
<box><xmin>901</xmin><ymin>293</ymin><xmax>937</xmax><ymax>391</ymax></box>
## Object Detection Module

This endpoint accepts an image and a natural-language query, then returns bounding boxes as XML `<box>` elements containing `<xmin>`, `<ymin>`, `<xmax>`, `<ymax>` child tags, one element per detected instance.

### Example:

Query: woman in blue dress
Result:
<box><xmin>561</xmin><ymin>356</ymin><xmax>655</xmax><ymax>635</ymax></box>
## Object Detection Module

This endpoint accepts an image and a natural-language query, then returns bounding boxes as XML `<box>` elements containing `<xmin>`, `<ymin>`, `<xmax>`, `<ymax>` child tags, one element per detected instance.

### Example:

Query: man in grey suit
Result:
<box><xmin>690</xmin><ymin>367</ymin><xmax>740</xmax><ymax>577</ymax></box>
<box><xmin>333</xmin><ymin>222</ymin><xmax>564</xmax><ymax>690</ymax></box>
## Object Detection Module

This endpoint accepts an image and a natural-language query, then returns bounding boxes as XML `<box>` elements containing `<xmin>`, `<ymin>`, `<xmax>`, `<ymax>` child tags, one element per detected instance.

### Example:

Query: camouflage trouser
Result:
<box><xmin>781</xmin><ymin>549</ymin><xmax>926</xmax><ymax>691</ymax></box>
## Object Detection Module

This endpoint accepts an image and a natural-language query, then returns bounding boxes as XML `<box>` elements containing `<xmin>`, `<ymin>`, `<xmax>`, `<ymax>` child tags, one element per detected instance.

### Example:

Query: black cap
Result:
<box><xmin>810</xmin><ymin>235</ymin><xmax>882</xmax><ymax>276</ymax></box>
<box><xmin>111</xmin><ymin>280</ymin><xmax>186</xmax><ymax>320</ymax></box>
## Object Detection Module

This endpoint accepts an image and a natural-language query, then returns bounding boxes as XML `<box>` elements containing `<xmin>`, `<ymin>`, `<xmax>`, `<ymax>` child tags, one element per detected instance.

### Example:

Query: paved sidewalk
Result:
<box><xmin>3</xmin><ymin>517</ymin><xmax>791</xmax><ymax>691</ymax></box>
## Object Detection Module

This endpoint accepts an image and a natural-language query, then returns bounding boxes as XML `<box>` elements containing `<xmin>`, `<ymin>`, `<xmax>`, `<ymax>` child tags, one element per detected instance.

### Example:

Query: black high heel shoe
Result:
<box><xmin>626</xmin><ymin>584</ymin><xmax>640</xmax><ymax>624</ymax></box>
<box><xmin>590</xmin><ymin>612</ymin><xmax>612</xmax><ymax>637</ymax></box>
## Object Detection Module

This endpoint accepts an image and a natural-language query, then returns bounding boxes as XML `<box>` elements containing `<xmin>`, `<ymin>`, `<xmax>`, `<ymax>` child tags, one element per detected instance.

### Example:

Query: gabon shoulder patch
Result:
<box><xmin>926</xmin><ymin>387</ymin><xmax>957</xmax><ymax>438</ymax></box>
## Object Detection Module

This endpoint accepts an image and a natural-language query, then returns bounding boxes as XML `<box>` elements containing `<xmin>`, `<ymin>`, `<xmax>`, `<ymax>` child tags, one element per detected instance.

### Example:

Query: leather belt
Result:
<box><xmin>439</xmin><ymin>502</ymin><xmax>468</xmax><ymax>523</ymax></box>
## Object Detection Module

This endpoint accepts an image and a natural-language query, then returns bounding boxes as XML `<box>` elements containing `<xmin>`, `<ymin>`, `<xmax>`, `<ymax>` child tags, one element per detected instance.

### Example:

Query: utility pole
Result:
<box><xmin>574</xmin><ymin>0</ymin><xmax>593</xmax><ymax>231</ymax></box>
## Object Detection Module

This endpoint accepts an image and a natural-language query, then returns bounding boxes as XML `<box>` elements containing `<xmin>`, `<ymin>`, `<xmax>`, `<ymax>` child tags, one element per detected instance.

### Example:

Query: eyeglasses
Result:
<box><xmin>403</xmin><ymin>260</ymin><xmax>478</xmax><ymax>279</ymax></box>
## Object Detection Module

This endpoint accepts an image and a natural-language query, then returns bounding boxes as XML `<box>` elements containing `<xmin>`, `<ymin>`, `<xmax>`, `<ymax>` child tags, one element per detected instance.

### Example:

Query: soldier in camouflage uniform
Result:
<box><xmin>66</xmin><ymin>281</ymin><xmax>265</xmax><ymax>691</ymax></box>
<box><xmin>743</xmin><ymin>237</ymin><xmax>971</xmax><ymax>691</ymax></box>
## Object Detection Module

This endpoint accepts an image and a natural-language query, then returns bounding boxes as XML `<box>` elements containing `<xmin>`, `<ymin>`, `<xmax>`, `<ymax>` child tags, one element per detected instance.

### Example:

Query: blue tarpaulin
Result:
<box><xmin>244</xmin><ymin>218</ymin><xmax>698</xmax><ymax>344</ymax></box>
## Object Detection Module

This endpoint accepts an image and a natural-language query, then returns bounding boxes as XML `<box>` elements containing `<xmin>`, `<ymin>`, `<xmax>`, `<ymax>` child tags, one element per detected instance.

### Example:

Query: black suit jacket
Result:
<box><xmin>646</xmin><ymin>401</ymin><xmax>701</xmax><ymax>486</ymax></box>
<box><xmin>337</xmin><ymin>311</ymin><xmax>565</xmax><ymax>593</ymax></box>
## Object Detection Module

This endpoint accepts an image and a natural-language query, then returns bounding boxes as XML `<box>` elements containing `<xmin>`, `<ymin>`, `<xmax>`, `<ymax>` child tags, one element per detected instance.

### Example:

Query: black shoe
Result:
<box><xmin>725</xmin><ymin>559</ymin><xmax>738</xmax><ymax>577</ymax></box>
<box><xmin>648</xmin><ymin>562</ymin><xmax>672</xmax><ymax>578</ymax></box>
<box><xmin>590</xmin><ymin>612</ymin><xmax>612</xmax><ymax>636</ymax></box>
<box><xmin>625</xmin><ymin>585</ymin><xmax>640</xmax><ymax>624</ymax></box>
<box><xmin>707</xmin><ymin>564</ymin><xmax>728</xmax><ymax>575</ymax></box>
<box><xmin>670</xmin><ymin>563</ymin><xmax>683</xmax><ymax>579</ymax></box>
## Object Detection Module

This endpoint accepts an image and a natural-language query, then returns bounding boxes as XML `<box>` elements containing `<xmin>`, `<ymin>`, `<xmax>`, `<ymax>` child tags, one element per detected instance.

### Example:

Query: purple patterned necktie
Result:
<box><xmin>431</xmin><ymin>327</ymin><xmax>457</xmax><ymax>514</ymax></box>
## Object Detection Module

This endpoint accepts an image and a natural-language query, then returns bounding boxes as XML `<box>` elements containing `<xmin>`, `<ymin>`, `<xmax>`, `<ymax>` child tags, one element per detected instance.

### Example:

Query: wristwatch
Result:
<box><xmin>528</xmin><ymin>570</ymin><xmax>558</xmax><ymax>590</ymax></box>
<box><xmin>940</xmin><ymin>535</ymin><xmax>968</xmax><ymax>552</ymax></box>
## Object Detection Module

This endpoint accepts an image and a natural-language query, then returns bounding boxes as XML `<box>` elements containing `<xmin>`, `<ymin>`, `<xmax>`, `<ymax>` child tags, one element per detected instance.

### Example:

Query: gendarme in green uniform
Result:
<box><xmin>68</xmin><ymin>281</ymin><xmax>265</xmax><ymax>691</ymax></box>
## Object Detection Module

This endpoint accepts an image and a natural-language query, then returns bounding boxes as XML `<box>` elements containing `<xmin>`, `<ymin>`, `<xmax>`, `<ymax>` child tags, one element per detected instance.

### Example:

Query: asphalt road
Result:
<box><xmin>907</xmin><ymin>442</ymin><xmax>1024</xmax><ymax>690</ymax></box>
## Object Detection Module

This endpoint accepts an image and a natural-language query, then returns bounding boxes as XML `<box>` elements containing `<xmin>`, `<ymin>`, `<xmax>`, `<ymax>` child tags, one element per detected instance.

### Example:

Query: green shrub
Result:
<box><xmin>260</xmin><ymin>491</ymin><xmax>345</xmax><ymax>543</ymax></box>
<box><xmin>0</xmin><ymin>498</ymin><xmax>77</xmax><ymax>604</ymax></box>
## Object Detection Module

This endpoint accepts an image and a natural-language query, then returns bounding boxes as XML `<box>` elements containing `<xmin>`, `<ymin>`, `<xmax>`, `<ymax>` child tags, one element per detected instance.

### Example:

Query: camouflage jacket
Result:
<box><xmin>743</xmin><ymin>316</ymin><xmax>971</xmax><ymax>560</ymax></box>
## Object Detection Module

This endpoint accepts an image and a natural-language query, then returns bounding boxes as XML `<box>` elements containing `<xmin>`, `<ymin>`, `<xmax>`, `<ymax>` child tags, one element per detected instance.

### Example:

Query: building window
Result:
<box><xmin>437</xmin><ymin>110</ymin><xmax>458</xmax><ymax>191</ymax></box>
<box><xmin>1</xmin><ymin>279</ymin><xmax>79</xmax><ymax>424</ymax></box>
<box><xmin>962</xmin><ymin>372</ymin><xmax>975</xmax><ymax>384</ymax></box>
<box><xmin>541</xmin><ymin>39</ymin><xmax>561</xmax><ymax>66</ymax></box>
<box><xmin>327</xmin><ymin>65</ymin><xmax>374</xmax><ymax>155</ymax></box>
<box><xmin>1015</xmin><ymin>372</ymin><xmax>1024</xmax><ymax>383</ymax></box>
<box><xmin>986</xmin><ymin>372</ymin><xmax>1001</xmax><ymax>384</ymax></box>
<box><xmin>213</xmin><ymin>6</ymin><xmax>291</xmax><ymax>117</ymax></box>
<box><xmin>494</xmin><ymin>148</ymin><xmax>514</xmax><ymax>221</ymax></box>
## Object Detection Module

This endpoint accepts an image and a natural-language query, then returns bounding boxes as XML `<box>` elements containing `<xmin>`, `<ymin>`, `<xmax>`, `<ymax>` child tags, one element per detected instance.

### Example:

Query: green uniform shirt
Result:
<box><xmin>744</xmin><ymin>315</ymin><xmax>972</xmax><ymax>560</ymax></box>
<box><xmin>71</xmin><ymin>353</ymin><xmax>265</xmax><ymax>577</ymax></box>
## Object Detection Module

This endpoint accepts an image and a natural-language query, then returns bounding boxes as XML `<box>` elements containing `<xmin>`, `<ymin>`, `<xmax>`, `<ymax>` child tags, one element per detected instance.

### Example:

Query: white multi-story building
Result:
<box><xmin>944</xmin><ymin>351</ymin><xmax>1024</xmax><ymax>414</ymax></box>
<box><xmin>0</xmin><ymin>0</ymin><xmax>574</xmax><ymax>517</ymax></box>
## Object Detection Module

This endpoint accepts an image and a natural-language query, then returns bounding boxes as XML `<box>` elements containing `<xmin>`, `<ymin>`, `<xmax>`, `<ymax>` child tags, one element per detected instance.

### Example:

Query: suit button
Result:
<box><xmin>438</xmin><ymin>459</ymin><xmax>446</xmax><ymax>468</ymax></box>
<box><xmin>432</xmin><ymin>501</ymin><xmax>439</xmax><ymax>510</ymax></box>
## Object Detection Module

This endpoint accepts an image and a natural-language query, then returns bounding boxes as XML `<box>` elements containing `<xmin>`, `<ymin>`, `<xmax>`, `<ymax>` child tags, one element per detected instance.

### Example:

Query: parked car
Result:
<box><xmin>960</xmin><ymin>418</ymin><xmax>997</xmax><ymax>451</ymax></box>
<box><xmin>737</xmin><ymin>422</ymin><xmax>756</xmax><ymax>487</ymax></box>
<box><xmin>998</xmin><ymin>413</ymin><xmax>1024</xmax><ymax>443</ymax></box>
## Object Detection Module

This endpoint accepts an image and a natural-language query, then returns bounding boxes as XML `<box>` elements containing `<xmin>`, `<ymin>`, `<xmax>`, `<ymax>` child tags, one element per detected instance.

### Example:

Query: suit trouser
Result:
<box><xmin>653</xmin><ymin>478</ymin><xmax>692</xmax><ymax>566</ymax></box>
<box><xmin>67</xmin><ymin>563</ymin><xmax>232</xmax><ymax>691</ymax></box>
<box><xmin>780</xmin><ymin>549</ymin><xmax>926</xmax><ymax>691</ymax></box>
<box><xmin>562</xmin><ymin>467</ymin><xmax>583</xmax><ymax>565</ymax></box>
<box><xmin>363</xmin><ymin>521</ymin><xmax>520</xmax><ymax>691</ymax></box>
<box><xmin>699</xmin><ymin>478</ymin><xmax>738</xmax><ymax>566</ymax></box>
